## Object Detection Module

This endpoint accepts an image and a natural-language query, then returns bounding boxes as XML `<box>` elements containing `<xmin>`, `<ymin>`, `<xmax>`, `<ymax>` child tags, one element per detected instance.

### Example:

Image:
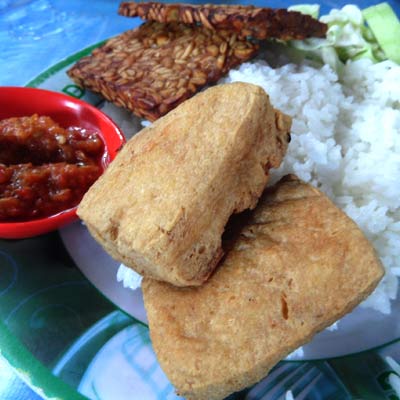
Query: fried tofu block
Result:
<box><xmin>119</xmin><ymin>2</ymin><xmax>328</xmax><ymax>40</ymax></box>
<box><xmin>142</xmin><ymin>175</ymin><xmax>384</xmax><ymax>400</ymax></box>
<box><xmin>77</xmin><ymin>82</ymin><xmax>291</xmax><ymax>286</ymax></box>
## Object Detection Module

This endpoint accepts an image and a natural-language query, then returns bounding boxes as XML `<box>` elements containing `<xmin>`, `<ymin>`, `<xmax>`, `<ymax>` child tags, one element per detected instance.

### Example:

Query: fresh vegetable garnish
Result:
<box><xmin>363</xmin><ymin>2</ymin><xmax>400</xmax><ymax>64</ymax></box>
<box><xmin>288</xmin><ymin>2</ymin><xmax>399</xmax><ymax>72</ymax></box>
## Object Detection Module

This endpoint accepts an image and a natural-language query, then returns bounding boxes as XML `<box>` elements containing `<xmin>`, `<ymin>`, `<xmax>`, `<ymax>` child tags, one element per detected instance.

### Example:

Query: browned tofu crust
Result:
<box><xmin>77</xmin><ymin>83</ymin><xmax>291</xmax><ymax>287</ymax></box>
<box><xmin>119</xmin><ymin>2</ymin><xmax>328</xmax><ymax>40</ymax></box>
<box><xmin>67</xmin><ymin>21</ymin><xmax>259</xmax><ymax>121</ymax></box>
<box><xmin>142</xmin><ymin>175</ymin><xmax>384</xmax><ymax>400</ymax></box>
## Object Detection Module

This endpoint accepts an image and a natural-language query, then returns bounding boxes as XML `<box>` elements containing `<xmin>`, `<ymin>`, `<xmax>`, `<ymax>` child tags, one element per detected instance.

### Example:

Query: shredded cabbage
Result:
<box><xmin>288</xmin><ymin>3</ymin><xmax>399</xmax><ymax>73</ymax></box>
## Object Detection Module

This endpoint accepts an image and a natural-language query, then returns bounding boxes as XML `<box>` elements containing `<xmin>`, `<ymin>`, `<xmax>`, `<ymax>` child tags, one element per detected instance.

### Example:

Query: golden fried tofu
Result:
<box><xmin>142</xmin><ymin>175</ymin><xmax>384</xmax><ymax>400</ymax></box>
<box><xmin>78</xmin><ymin>82</ymin><xmax>291</xmax><ymax>286</ymax></box>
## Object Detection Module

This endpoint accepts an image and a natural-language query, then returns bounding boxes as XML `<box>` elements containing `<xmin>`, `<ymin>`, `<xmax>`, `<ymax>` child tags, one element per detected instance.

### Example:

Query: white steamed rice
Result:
<box><xmin>111</xmin><ymin>44</ymin><xmax>400</xmax><ymax>315</ymax></box>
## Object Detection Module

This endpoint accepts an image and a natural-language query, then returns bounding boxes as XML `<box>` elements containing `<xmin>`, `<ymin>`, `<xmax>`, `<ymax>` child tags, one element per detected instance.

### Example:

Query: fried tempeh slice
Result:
<box><xmin>119</xmin><ymin>2</ymin><xmax>328</xmax><ymax>40</ymax></box>
<box><xmin>142</xmin><ymin>175</ymin><xmax>384</xmax><ymax>400</ymax></box>
<box><xmin>67</xmin><ymin>21</ymin><xmax>259</xmax><ymax>121</ymax></box>
<box><xmin>77</xmin><ymin>83</ymin><xmax>291</xmax><ymax>287</ymax></box>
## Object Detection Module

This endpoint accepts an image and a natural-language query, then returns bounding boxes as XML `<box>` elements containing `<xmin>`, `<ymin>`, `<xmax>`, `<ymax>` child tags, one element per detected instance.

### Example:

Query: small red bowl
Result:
<box><xmin>0</xmin><ymin>86</ymin><xmax>125</xmax><ymax>239</ymax></box>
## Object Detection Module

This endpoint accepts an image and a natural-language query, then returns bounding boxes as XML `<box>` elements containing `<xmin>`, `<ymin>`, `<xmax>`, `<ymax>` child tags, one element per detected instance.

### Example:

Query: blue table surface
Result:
<box><xmin>2</xmin><ymin>0</ymin><xmax>399</xmax><ymax>87</ymax></box>
<box><xmin>0</xmin><ymin>0</ymin><xmax>399</xmax><ymax>399</ymax></box>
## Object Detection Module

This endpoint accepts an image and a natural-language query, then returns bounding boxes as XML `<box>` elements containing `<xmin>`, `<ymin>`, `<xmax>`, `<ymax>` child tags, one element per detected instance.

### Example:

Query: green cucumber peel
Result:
<box><xmin>362</xmin><ymin>2</ymin><xmax>400</xmax><ymax>63</ymax></box>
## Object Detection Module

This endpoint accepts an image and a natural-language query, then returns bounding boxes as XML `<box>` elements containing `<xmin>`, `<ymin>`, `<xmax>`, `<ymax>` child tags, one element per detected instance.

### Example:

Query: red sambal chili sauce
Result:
<box><xmin>0</xmin><ymin>114</ymin><xmax>105</xmax><ymax>221</ymax></box>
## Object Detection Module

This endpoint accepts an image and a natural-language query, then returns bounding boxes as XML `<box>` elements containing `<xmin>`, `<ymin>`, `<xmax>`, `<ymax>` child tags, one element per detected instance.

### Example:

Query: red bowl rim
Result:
<box><xmin>0</xmin><ymin>86</ymin><xmax>126</xmax><ymax>239</ymax></box>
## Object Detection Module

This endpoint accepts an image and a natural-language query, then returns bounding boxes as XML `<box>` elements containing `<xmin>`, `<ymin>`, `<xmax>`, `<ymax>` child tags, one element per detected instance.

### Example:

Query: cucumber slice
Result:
<box><xmin>362</xmin><ymin>2</ymin><xmax>400</xmax><ymax>63</ymax></box>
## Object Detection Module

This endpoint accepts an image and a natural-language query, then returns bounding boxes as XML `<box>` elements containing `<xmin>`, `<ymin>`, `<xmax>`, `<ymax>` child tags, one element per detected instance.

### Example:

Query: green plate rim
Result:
<box><xmin>0</xmin><ymin>42</ymin><xmax>105</xmax><ymax>400</ymax></box>
<box><xmin>0</xmin><ymin>319</ymin><xmax>87</xmax><ymax>400</ymax></box>
<box><xmin>25</xmin><ymin>41</ymin><xmax>105</xmax><ymax>88</ymax></box>
<box><xmin>1</xmin><ymin>38</ymin><xmax>400</xmax><ymax>400</ymax></box>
